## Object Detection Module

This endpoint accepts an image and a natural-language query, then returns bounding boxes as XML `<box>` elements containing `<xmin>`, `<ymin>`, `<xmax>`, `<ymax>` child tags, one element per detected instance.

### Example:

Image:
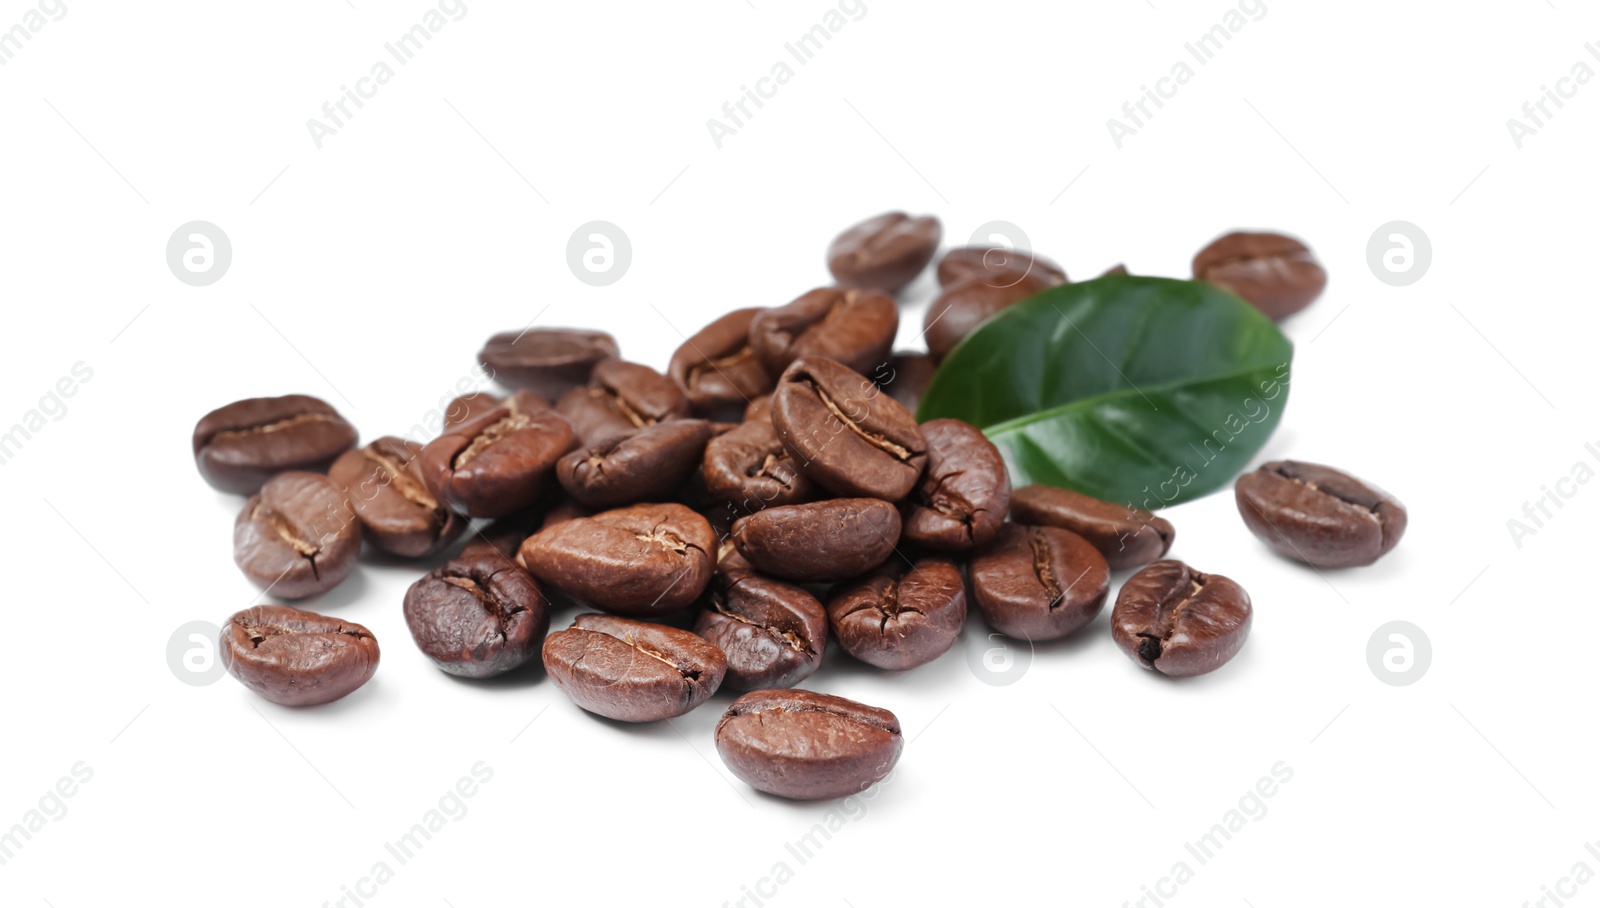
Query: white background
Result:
<box><xmin>1</xmin><ymin>1</ymin><xmax>1595</xmax><ymax>906</ymax></box>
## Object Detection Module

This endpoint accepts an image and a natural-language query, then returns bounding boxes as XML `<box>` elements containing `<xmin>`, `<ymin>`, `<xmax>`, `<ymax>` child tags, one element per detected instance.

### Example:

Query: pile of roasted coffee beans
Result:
<box><xmin>193</xmin><ymin>212</ymin><xmax>1406</xmax><ymax>800</ymax></box>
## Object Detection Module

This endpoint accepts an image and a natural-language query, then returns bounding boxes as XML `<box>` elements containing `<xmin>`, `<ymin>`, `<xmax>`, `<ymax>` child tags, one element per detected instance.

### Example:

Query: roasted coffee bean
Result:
<box><xmin>716</xmin><ymin>690</ymin><xmax>902</xmax><ymax>800</ymax></box>
<box><xmin>419</xmin><ymin>393</ymin><xmax>575</xmax><ymax>518</ymax></box>
<box><xmin>1193</xmin><ymin>231</ymin><xmax>1327</xmax><ymax>321</ymax></box>
<box><xmin>828</xmin><ymin>557</ymin><xmax>965</xmax><ymax>671</ymax></box>
<box><xmin>327</xmin><ymin>437</ymin><xmax>465</xmax><ymax>558</ymax></box>
<box><xmin>732</xmin><ymin>498</ymin><xmax>901</xmax><ymax>583</ymax></box>
<box><xmin>444</xmin><ymin>389</ymin><xmax>547</xmax><ymax>433</ymax></box>
<box><xmin>1009</xmin><ymin>484</ymin><xmax>1174</xmax><ymax>570</ymax></box>
<box><xmin>1111</xmin><ymin>559</ymin><xmax>1251</xmax><ymax>677</ymax></box>
<box><xmin>478</xmin><ymin>328</ymin><xmax>619</xmax><ymax>399</ymax></box>
<box><xmin>748</xmin><ymin>288</ymin><xmax>898</xmax><ymax>377</ymax></box>
<box><xmin>543</xmin><ymin>614</ymin><xmax>727</xmax><ymax>722</ymax></box>
<box><xmin>1100</xmin><ymin>263</ymin><xmax>1130</xmax><ymax>277</ymax></box>
<box><xmin>875</xmin><ymin>352</ymin><xmax>937</xmax><ymax>413</ymax></box>
<box><xmin>233</xmin><ymin>472</ymin><xmax>360</xmax><ymax>599</ymax></box>
<box><xmin>1235</xmin><ymin>461</ymin><xmax>1407</xmax><ymax>568</ymax></box>
<box><xmin>826</xmin><ymin>211</ymin><xmax>942</xmax><ymax>293</ymax></box>
<box><xmin>701</xmin><ymin>418</ymin><xmax>817</xmax><ymax>514</ymax></box>
<box><xmin>519</xmin><ymin>502</ymin><xmax>714</xmax><ymax>616</ymax></box>
<box><xmin>219</xmin><ymin>605</ymin><xmax>379</xmax><ymax>706</ymax></box>
<box><xmin>936</xmin><ymin>246</ymin><xmax>1066</xmax><ymax>288</ymax></box>
<box><xmin>743</xmin><ymin>395</ymin><xmax>773</xmax><ymax>424</ymax></box>
<box><xmin>771</xmin><ymin>356</ymin><xmax>927</xmax><ymax>501</ymax></box>
<box><xmin>924</xmin><ymin>270</ymin><xmax>1057</xmax><ymax>361</ymax></box>
<box><xmin>695</xmin><ymin>572</ymin><xmax>827</xmax><ymax>690</ymax></box>
<box><xmin>556</xmin><ymin>360</ymin><xmax>691</xmax><ymax>445</ymax></box>
<box><xmin>460</xmin><ymin>508</ymin><xmax>549</xmax><ymax>563</ymax></box>
<box><xmin>556</xmin><ymin>420</ymin><xmax>713</xmax><ymax>509</ymax></box>
<box><xmin>403</xmin><ymin>553</ymin><xmax>549</xmax><ymax>678</ymax></box>
<box><xmin>970</xmin><ymin>524</ymin><xmax>1109</xmax><ymax>641</ymax></box>
<box><xmin>902</xmin><ymin>419</ymin><xmax>1009</xmax><ymax>553</ymax></box>
<box><xmin>193</xmin><ymin>395</ymin><xmax>358</xmax><ymax>494</ymax></box>
<box><xmin>539</xmin><ymin>498</ymin><xmax>592</xmax><ymax>530</ymax></box>
<box><xmin>668</xmin><ymin>308</ymin><xmax>774</xmax><ymax>422</ymax></box>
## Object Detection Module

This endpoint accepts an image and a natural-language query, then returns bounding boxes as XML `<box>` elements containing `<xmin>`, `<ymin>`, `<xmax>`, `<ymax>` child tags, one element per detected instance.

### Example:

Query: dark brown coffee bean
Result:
<box><xmin>716</xmin><ymin>689</ymin><xmax>902</xmax><ymax>800</ymax></box>
<box><xmin>419</xmin><ymin>393</ymin><xmax>575</xmax><ymax>518</ymax></box>
<box><xmin>478</xmin><ymin>328</ymin><xmax>618</xmax><ymax>399</ymax></box>
<box><xmin>233</xmin><ymin>472</ymin><xmax>360</xmax><ymax>599</ymax></box>
<box><xmin>771</xmin><ymin>356</ymin><xmax>927</xmax><ymax>501</ymax></box>
<box><xmin>1100</xmin><ymin>263</ymin><xmax>1130</xmax><ymax>277</ymax></box>
<box><xmin>743</xmin><ymin>395</ymin><xmax>773</xmax><ymax>424</ymax></box>
<box><xmin>828</xmin><ymin>557</ymin><xmax>965</xmax><ymax>671</ymax></box>
<box><xmin>701</xmin><ymin>418</ymin><xmax>817</xmax><ymax>515</ymax></box>
<box><xmin>556</xmin><ymin>420</ymin><xmax>713</xmax><ymax>509</ymax></box>
<box><xmin>732</xmin><ymin>498</ymin><xmax>901</xmax><ymax>583</ymax></box>
<box><xmin>924</xmin><ymin>270</ymin><xmax>1057</xmax><ymax>361</ymax></box>
<box><xmin>748</xmin><ymin>288</ymin><xmax>898</xmax><ymax>377</ymax></box>
<box><xmin>936</xmin><ymin>246</ymin><xmax>1066</xmax><ymax>288</ymax></box>
<box><xmin>902</xmin><ymin>419</ymin><xmax>1009</xmax><ymax>553</ymax></box>
<box><xmin>875</xmin><ymin>352</ymin><xmax>937</xmax><ymax>413</ymax></box>
<box><xmin>327</xmin><ymin>437</ymin><xmax>465</xmax><ymax>558</ymax></box>
<box><xmin>1235</xmin><ymin>461</ymin><xmax>1407</xmax><ymax>568</ymax></box>
<box><xmin>1009</xmin><ymin>484</ymin><xmax>1174</xmax><ymax>570</ymax></box>
<box><xmin>459</xmin><ymin>507</ymin><xmax>550</xmax><ymax>563</ymax></box>
<box><xmin>969</xmin><ymin>524</ymin><xmax>1109</xmax><ymax>641</ymax></box>
<box><xmin>193</xmin><ymin>395</ymin><xmax>358</xmax><ymax>495</ymax></box>
<box><xmin>694</xmin><ymin>572</ymin><xmax>826</xmax><ymax>690</ymax></box>
<box><xmin>543</xmin><ymin>614</ymin><xmax>727</xmax><ymax>722</ymax></box>
<box><xmin>219</xmin><ymin>605</ymin><xmax>379</xmax><ymax>706</ymax></box>
<box><xmin>1111</xmin><ymin>559</ymin><xmax>1251</xmax><ymax>677</ymax></box>
<box><xmin>443</xmin><ymin>390</ymin><xmax>547</xmax><ymax>434</ymax></box>
<box><xmin>403</xmin><ymin>553</ymin><xmax>549</xmax><ymax>678</ymax></box>
<box><xmin>826</xmin><ymin>212</ymin><xmax>941</xmax><ymax>293</ymax></box>
<box><xmin>519</xmin><ymin>502</ymin><xmax>714</xmax><ymax>616</ymax></box>
<box><xmin>668</xmin><ymin>308</ymin><xmax>774</xmax><ymax>422</ymax></box>
<box><xmin>1193</xmin><ymin>232</ymin><xmax>1327</xmax><ymax>321</ymax></box>
<box><xmin>555</xmin><ymin>360</ymin><xmax>691</xmax><ymax>445</ymax></box>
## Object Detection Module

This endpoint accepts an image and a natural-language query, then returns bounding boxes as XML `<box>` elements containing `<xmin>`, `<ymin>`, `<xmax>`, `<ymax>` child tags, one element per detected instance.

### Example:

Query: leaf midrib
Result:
<box><xmin>982</xmin><ymin>361</ymin><xmax>1287</xmax><ymax>437</ymax></box>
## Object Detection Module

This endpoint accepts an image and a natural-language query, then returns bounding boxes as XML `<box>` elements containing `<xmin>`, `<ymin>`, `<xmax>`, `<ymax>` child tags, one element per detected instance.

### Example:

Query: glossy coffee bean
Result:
<box><xmin>233</xmin><ymin>472</ymin><xmax>360</xmax><ymax>599</ymax></box>
<box><xmin>668</xmin><ymin>308</ymin><xmax>774</xmax><ymax>422</ymax></box>
<box><xmin>701</xmin><ymin>418</ymin><xmax>816</xmax><ymax>514</ymax></box>
<box><xmin>556</xmin><ymin>360</ymin><xmax>691</xmax><ymax>445</ymax></box>
<box><xmin>327</xmin><ymin>437</ymin><xmax>465</xmax><ymax>558</ymax></box>
<box><xmin>732</xmin><ymin>498</ymin><xmax>901</xmax><ymax>583</ymax></box>
<box><xmin>556</xmin><ymin>419</ymin><xmax>713</xmax><ymax>509</ymax></box>
<box><xmin>459</xmin><ymin>507</ymin><xmax>549</xmax><ymax>563</ymax></box>
<box><xmin>443</xmin><ymin>389</ymin><xmax>547</xmax><ymax>433</ymax></box>
<box><xmin>924</xmin><ymin>270</ymin><xmax>1057</xmax><ymax>361</ymax></box>
<box><xmin>219</xmin><ymin>605</ymin><xmax>378</xmax><ymax>706</ymax></box>
<box><xmin>519</xmin><ymin>503</ymin><xmax>714</xmax><ymax>616</ymax></box>
<box><xmin>875</xmin><ymin>352</ymin><xmax>937</xmax><ymax>414</ymax></box>
<box><xmin>826</xmin><ymin>211</ymin><xmax>942</xmax><ymax>293</ymax></box>
<box><xmin>403</xmin><ymin>553</ymin><xmax>549</xmax><ymax>678</ymax></box>
<box><xmin>1235</xmin><ymin>461</ymin><xmax>1407</xmax><ymax>568</ymax></box>
<box><xmin>694</xmin><ymin>572</ymin><xmax>827</xmax><ymax>690</ymax></box>
<box><xmin>771</xmin><ymin>357</ymin><xmax>927</xmax><ymax>501</ymax></box>
<box><xmin>716</xmin><ymin>690</ymin><xmax>903</xmax><ymax>801</ymax></box>
<box><xmin>902</xmin><ymin>419</ymin><xmax>1009</xmax><ymax>553</ymax></box>
<box><xmin>748</xmin><ymin>288</ymin><xmax>898</xmax><ymax>377</ymax></box>
<box><xmin>743</xmin><ymin>395</ymin><xmax>773</xmax><ymax>424</ymax></box>
<box><xmin>1193</xmin><ymin>231</ymin><xmax>1327</xmax><ymax>321</ymax></box>
<box><xmin>1009</xmin><ymin>484</ymin><xmax>1174</xmax><ymax>570</ymax></box>
<box><xmin>828</xmin><ymin>557</ymin><xmax>965</xmax><ymax>671</ymax></box>
<box><xmin>193</xmin><ymin>395</ymin><xmax>358</xmax><ymax>495</ymax></box>
<box><xmin>419</xmin><ymin>393</ymin><xmax>576</xmax><ymax>518</ymax></box>
<box><xmin>478</xmin><ymin>328</ymin><xmax>618</xmax><ymax>399</ymax></box>
<box><xmin>936</xmin><ymin>246</ymin><xmax>1066</xmax><ymax>288</ymax></box>
<box><xmin>1111</xmin><ymin>559</ymin><xmax>1251</xmax><ymax>677</ymax></box>
<box><xmin>543</xmin><ymin>614</ymin><xmax>727</xmax><ymax>722</ymax></box>
<box><xmin>970</xmin><ymin>524</ymin><xmax>1109</xmax><ymax>641</ymax></box>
